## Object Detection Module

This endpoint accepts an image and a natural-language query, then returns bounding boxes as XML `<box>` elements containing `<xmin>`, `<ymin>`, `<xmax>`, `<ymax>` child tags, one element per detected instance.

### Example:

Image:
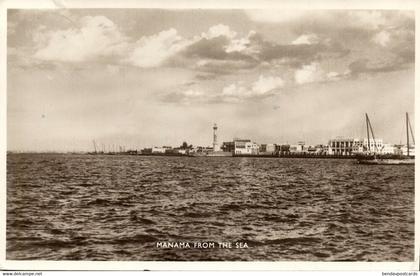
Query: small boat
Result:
<box><xmin>356</xmin><ymin>113</ymin><xmax>414</xmax><ymax>165</ymax></box>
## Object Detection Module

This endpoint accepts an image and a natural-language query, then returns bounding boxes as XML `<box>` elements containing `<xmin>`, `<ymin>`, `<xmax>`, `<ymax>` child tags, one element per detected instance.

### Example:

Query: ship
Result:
<box><xmin>356</xmin><ymin>113</ymin><xmax>414</xmax><ymax>165</ymax></box>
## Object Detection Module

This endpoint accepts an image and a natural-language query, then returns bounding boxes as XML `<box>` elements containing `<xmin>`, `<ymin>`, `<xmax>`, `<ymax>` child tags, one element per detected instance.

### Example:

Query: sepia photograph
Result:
<box><xmin>1</xmin><ymin>0</ymin><xmax>418</xmax><ymax>271</ymax></box>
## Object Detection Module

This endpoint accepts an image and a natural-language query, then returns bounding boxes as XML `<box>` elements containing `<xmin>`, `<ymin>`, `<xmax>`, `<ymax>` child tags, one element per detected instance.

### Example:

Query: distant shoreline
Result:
<box><xmin>7</xmin><ymin>152</ymin><xmax>361</xmax><ymax>160</ymax></box>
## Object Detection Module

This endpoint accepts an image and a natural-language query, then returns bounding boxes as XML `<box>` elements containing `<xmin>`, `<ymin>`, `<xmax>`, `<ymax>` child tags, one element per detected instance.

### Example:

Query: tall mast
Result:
<box><xmin>92</xmin><ymin>140</ymin><xmax>97</xmax><ymax>154</ymax></box>
<box><xmin>366</xmin><ymin>113</ymin><xmax>370</xmax><ymax>152</ymax></box>
<box><xmin>406</xmin><ymin>112</ymin><xmax>409</xmax><ymax>156</ymax></box>
<box><xmin>367</xmin><ymin>115</ymin><xmax>378</xmax><ymax>152</ymax></box>
<box><xmin>408</xmin><ymin>113</ymin><xmax>415</xmax><ymax>144</ymax></box>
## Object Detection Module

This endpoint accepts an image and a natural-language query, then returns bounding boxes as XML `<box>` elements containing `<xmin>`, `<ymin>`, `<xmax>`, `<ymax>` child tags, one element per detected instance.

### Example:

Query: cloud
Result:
<box><xmin>130</xmin><ymin>24</ymin><xmax>257</xmax><ymax>71</ymax></box>
<box><xmin>258</xmin><ymin>42</ymin><xmax>347</xmax><ymax>68</ymax></box>
<box><xmin>295</xmin><ymin>63</ymin><xmax>322</xmax><ymax>84</ymax></box>
<box><xmin>392</xmin><ymin>43</ymin><xmax>414</xmax><ymax>64</ymax></box>
<box><xmin>348</xmin><ymin>58</ymin><xmax>408</xmax><ymax>76</ymax></box>
<box><xmin>222</xmin><ymin>83</ymin><xmax>247</xmax><ymax>96</ymax></box>
<box><xmin>164</xmin><ymin>74</ymin><xmax>285</xmax><ymax>104</ymax></box>
<box><xmin>31</xmin><ymin>19</ymin><xmax>262</xmax><ymax>71</ymax></box>
<box><xmin>128</xmin><ymin>28</ymin><xmax>192</xmax><ymax>68</ymax></box>
<box><xmin>161</xmin><ymin>88</ymin><xmax>215</xmax><ymax>104</ymax></box>
<box><xmin>222</xmin><ymin>75</ymin><xmax>284</xmax><ymax>100</ymax></box>
<box><xmin>251</xmin><ymin>75</ymin><xmax>284</xmax><ymax>95</ymax></box>
<box><xmin>246</xmin><ymin>10</ymin><xmax>390</xmax><ymax>31</ymax></box>
<box><xmin>347</xmin><ymin>10</ymin><xmax>386</xmax><ymax>30</ymax></box>
<box><xmin>292</xmin><ymin>34</ymin><xmax>320</xmax><ymax>45</ymax></box>
<box><xmin>326</xmin><ymin>71</ymin><xmax>341</xmax><ymax>81</ymax></box>
<box><xmin>372</xmin><ymin>27</ymin><xmax>414</xmax><ymax>64</ymax></box>
<box><xmin>167</xmin><ymin>28</ymin><xmax>261</xmax><ymax>73</ymax></box>
<box><xmin>372</xmin><ymin>30</ymin><xmax>390</xmax><ymax>47</ymax></box>
<box><xmin>218</xmin><ymin>75</ymin><xmax>285</xmax><ymax>102</ymax></box>
<box><xmin>22</xmin><ymin>10</ymin><xmax>413</xmax><ymax>81</ymax></box>
<box><xmin>192</xmin><ymin>59</ymin><xmax>258</xmax><ymax>74</ymax></box>
<box><xmin>8</xmin><ymin>46</ymin><xmax>58</xmax><ymax>71</ymax></box>
<box><xmin>27</xmin><ymin>15</ymin><xmax>346</xmax><ymax>76</ymax></box>
<box><xmin>182</xmin><ymin>35</ymin><xmax>231</xmax><ymax>60</ymax></box>
<box><xmin>183</xmin><ymin>89</ymin><xmax>205</xmax><ymax>97</ymax></box>
<box><xmin>246</xmin><ymin>10</ymin><xmax>413</xmax><ymax>56</ymax></box>
<box><xmin>225</xmin><ymin>31</ymin><xmax>256</xmax><ymax>53</ymax></box>
<box><xmin>225</xmin><ymin>37</ymin><xmax>250</xmax><ymax>53</ymax></box>
<box><xmin>176</xmin><ymin>29</ymin><xmax>348</xmax><ymax>74</ymax></box>
<box><xmin>34</xmin><ymin>16</ymin><xmax>128</xmax><ymax>63</ymax></box>
<box><xmin>202</xmin><ymin>24</ymin><xmax>237</xmax><ymax>39</ymax></box>
<box><xmin>294</xmin><ymin>62</ymin><xmax>340</xmax><ymax>84</ymax></box>
<box><xmin>181</xmin><ymin>26</ymin><xmax>257</xmax><ymax>60</ymax></box>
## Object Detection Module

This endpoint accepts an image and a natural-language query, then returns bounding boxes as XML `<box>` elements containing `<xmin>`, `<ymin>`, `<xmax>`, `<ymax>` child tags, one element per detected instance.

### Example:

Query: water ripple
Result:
<box><xmin>6</xmin><ymin>154</ymin><xmax>414</xmax><ymax>261</ymax></box>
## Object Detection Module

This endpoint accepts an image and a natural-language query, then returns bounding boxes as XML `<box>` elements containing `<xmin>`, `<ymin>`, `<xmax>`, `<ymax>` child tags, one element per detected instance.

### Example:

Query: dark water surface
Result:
<box><xmin>7</xmin><ymin>154</ymin><xmax>414</xmax><ymax>261</ymax></box>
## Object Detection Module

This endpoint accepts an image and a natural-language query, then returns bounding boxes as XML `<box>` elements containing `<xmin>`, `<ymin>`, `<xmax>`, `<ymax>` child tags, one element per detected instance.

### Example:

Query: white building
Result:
<box><xmin>398</xmin><ymin>145</ymin><xmax>415</xmax><ymax>156</ymax></box>
<box><xmin>353</xmin><ymin>138</ymin><xmax>383</xmax><ymax>154</ymax></box>
<box><xmin>260</xmin><ymin>144</ymin><xmax>276</xmax><ymax>153</ymax></box>
<box><xmin>234</xmin><ymin>139</ymin><xmax>259</xmax><ymax>155</ymax></box>
<box><xmin>329</xmin><ymin>137</ymin><xmax>385</xmax><ymax>155</ymax></box>
<box><xmin>177</xmin><ymin>149</ymin><xmax>188</xmax><ymax>155</ymax></box>
<box><xmin>152</xmin><ymin>146</ymin><xmax>167</xmax><ymax>153</ymax></box>
<box><xmin>329</xmin><ymin>137</ymin><xmax>357</xmax><ymax>155</ymax></box>
<box><xmin>152</xmin><ymin>146</ymin><xmax>173</xmax><ymax>154</ymax></box>
<box><xmin>380</xmin><ymin>143</ymin><xmax>396</xmax><ymax>155</ymax></box>
<box><xmin>289</xmin><ymin>144</ymin><xmax>303</xmax><ymax>153</ymax></box>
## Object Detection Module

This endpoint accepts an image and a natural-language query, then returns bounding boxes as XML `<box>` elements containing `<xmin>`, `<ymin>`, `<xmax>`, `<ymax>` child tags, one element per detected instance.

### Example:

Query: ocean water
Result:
<box><xmin>6</xmin><ymin>154</ymin><xmax>415</xmax><ymax>261</ymax></box>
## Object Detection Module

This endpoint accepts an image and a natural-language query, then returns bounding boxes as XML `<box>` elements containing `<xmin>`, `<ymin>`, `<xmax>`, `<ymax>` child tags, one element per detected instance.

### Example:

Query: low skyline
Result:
<box><xmin>7</xmin><ymin>9</ymin><xmax>414</xmax><ymax>152</ymax></box>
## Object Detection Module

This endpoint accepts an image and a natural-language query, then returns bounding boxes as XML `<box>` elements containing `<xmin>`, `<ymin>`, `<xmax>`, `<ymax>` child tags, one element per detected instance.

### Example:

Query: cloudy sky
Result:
<box><xmin>7</xmin><ymin>9</ymin><xmax>414</xmax><ymax>151</ymax></box>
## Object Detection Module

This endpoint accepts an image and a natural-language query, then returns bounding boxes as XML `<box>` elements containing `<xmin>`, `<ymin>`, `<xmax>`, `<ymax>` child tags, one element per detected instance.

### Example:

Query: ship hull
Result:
<box><xmin>357</xmin><ymin>156</ymin><xmax>414</xmax><ymax>165</ymax></box>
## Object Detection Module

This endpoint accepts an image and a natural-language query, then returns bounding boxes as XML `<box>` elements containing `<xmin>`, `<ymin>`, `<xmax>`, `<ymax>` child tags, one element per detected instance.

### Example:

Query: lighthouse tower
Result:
<box><xmin>213</xmin><ymin>123</ymin><xmax>220</xmax><ymax>152</ymax></box>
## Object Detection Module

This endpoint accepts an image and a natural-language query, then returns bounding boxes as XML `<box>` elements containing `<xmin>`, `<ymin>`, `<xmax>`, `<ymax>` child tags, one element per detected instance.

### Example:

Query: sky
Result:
<box><xmin>7</xmin><ymin>9</ymin><xmax>415</xmax><ymax>152</ymax></box>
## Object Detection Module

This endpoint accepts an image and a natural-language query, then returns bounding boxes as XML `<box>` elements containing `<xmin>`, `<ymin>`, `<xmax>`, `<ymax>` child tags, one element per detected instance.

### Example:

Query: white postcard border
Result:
<box><xmin>0</xmin><ymin>0</ymin><xmax>418</xmax><ymax>271</ymax></box>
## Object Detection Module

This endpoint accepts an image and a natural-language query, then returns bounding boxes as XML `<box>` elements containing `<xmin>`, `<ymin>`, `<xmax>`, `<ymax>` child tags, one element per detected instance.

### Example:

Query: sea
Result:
<box><xmin>6</xmin><ymin>153</ymin><xmax>415</xmax><ymax>261</ymax></box>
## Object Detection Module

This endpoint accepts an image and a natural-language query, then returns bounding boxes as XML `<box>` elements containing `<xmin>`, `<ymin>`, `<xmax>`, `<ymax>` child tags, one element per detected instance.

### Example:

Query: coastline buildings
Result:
<box><xmin>328</xmin><ymin>137</ymin><xmax>355</xmax><ymax>155</ymax></box>
<box><xmin>397</xmin><ymin>145</ymin><xmax>415</xmax><ymax>156</ymax></box>
<box><xmin>328</xmin><ymin>137</ymin><xmax>388</xmax><ymax>155</ymax></box>
<box><xmin>233</xmin><ymin>139</ymin><xmax>259</xmax><ymax>155</ymax></box>
<box><xmin>221</xmin><ymin>141</ymin><xmax>235</xmax><ymax>152</ymax></box>
<box><xmin>130</xmin><ymin>124</ymin><xmax>412</xmax><ymax>158</ymax></box>
<box><xmin>151</xmin><ymin>146</ymin><xmax>171</xmax><ymax>154</ymax></box>
<box><xmin>352</xmin><ymin>138</ymin><xmax>384</xmax><ymax>154</ymax></box>
<box><xmin>289</xmin><ymin>141</ymin><xmax>305</xmax><ymax>154</ymax></box>
<box><xmin>143</xmin><ymin>136</ymin><xmax>403</xmax><ymax>157</ymax></box>
<box><xmin>207</xmin><ymin>123</ymin><xmax>232</xmax><ymax>156</ymax></box>
<box><xmin>328</xmin><ymin>137</ymin><xmax>406</xmax><ymax>155</ymax></box>
<box><xmin>381</xmin><ymin>143</ymin><xmax>396</xmax><ymax>155</ymax></box>
<box><xmin>259</xmin><ymin>144</ymin><xmax>276</xmax><ymax>155</ymax></box>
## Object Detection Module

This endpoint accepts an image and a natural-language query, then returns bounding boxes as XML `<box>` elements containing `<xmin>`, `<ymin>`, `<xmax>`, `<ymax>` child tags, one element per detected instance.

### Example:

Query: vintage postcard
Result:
<box><xmin>0</xmin><ymin>0</ymin><xmax>418</xmax><ymax>271</ymax></box>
